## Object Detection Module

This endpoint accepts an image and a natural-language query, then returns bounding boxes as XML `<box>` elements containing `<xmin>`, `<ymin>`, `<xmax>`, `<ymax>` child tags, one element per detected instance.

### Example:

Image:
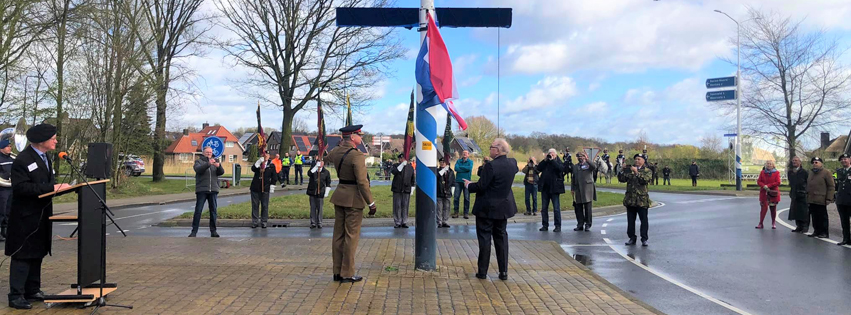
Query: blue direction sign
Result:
<box><xmin>706</xmin><ymin>76</ymin><xmax>736</xmax><ymax>88</ymax></box>
<box><xmin>723</xmin><ymin>133</ymin><xmax>737</xmax><ymax>137</ymax></box>
<box><xmin>201</xmin><ymin>136</ymin><xmax>225</xmax><ymax>158</ymax></box>
<box><xmin>706</xmin><ymin>90</ymin><xmax>736</xmax><ymax>102</ymax></box>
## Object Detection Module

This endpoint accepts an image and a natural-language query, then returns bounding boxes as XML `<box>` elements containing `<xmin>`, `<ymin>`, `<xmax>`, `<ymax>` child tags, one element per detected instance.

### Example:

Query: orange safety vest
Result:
<box><xmin>272</xmin><ymin>159</ymin><xmax>282</xmax><ymax>173</ymax></box>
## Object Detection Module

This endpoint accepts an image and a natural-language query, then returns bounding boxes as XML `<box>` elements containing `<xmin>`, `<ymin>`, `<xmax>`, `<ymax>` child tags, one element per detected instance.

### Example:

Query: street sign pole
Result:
<box><xmin>735</xmin><ymin>18</ymin><xmax>743</xmax><ymax>191</ymax></box>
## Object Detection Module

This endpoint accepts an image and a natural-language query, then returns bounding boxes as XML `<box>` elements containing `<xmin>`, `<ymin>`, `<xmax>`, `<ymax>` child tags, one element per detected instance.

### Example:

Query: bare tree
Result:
<box><xmin>127</xmin><ymin>0</ymin><xmax>210</xmax><ymax>182</ymax></box>
<box><xmin>461</xmin><ymin>116</ymin><xmax>504</xmax><ymax>156</ymax></box>
<box><xmin>214</xmin><ymin>0</ymin><xmax>404</xmax><ymax>155</ymax></box>
<box><xmin>718</xmin><ymin>8</ymin><xmax>851</xmax><ymax>161</ymax></box>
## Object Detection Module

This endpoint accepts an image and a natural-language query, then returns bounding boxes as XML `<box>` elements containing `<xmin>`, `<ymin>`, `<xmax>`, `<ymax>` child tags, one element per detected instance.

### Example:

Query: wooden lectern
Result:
<box><xmin>42</xmin><ymin>180</ymin><xmax>119</xmax><ymax>304</ymax></box>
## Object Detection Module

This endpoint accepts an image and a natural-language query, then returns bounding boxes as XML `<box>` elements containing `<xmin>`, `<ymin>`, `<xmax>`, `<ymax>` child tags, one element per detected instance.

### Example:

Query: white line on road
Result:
<box><xmin>113</xmin><ymin>209</ymin><xmax>184</xmax><ymax>221</ymax></box>
<box><xmin>675</xmin><ymin>197</ymin><xmax>746</xmax><ymax>204</ymax></box>
<box><xmin>776</xmin><ymin>208</ymin><xmax>849</xmax><ymax>247</ymax></box>
<box><xmin>602</xmin><ymin>223</ymin><xmax>608</xmax><ymax>227</ymax></box>
<box><xmin>607</xmin><ymin>218</ymin><xmax>613</xmax><ymax>222</ymax></box>
<box><xmin>602</xmin><ymin>238</ymin><xmax>753</xmax><ymax>315</ymax></box>
<box><xmin>600</xmin><ymin>230</ymin><xmax>606</xmax><ymax>235</ymax></box>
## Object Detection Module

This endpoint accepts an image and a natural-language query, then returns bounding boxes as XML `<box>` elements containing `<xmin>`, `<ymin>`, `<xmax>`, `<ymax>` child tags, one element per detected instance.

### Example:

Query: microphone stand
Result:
<box><xmin>61</xmin><ymin>157</ymin><xmax>132</xmax><ymax>314</ymax></box>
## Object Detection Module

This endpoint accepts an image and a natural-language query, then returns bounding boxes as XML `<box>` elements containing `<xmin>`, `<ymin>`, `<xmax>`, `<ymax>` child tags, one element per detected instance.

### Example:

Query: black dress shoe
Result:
<box><xmin>25</xmin><ymin>291</ymin><xmax>44</xmax><ymax>301</ymax></box>
<box><xmin>394</xmin><ymin>225</ymin><xmax>400</xmax><ymax>228</ymax></box>
<box><xmin>442</xmin><ymin>223</ymin><xmax>450</xmax><ymax>228</ymax></box>
<box><xmin>539</xmin><ymin>227</ymin><xmax>548</xmax><ymax>231</ymax></box>
<box><xmin>573</xmin><ymin>227</ymin><xmax>584</xmax><ymax>231</ymax></box>
<box><xmin>211</xmin><ymin>232</ymin><xmax>220</xmax><ymax>238</ymax></box>
<box><xmin>8</xmin><ymin>298</ymin><xmax>31</xmax><ymax>310</ymax></box>
<box><xmin>340</xmin><ymin>276</ymin><xmax>363</xmax><ymax>283</ymax></box>
<box><xmin>475</xmin><ymin>273</ymin><xmax>487</xmax><ymax>279</ymax></box>
<box><xmin>585</xmin><ymin>225</ymin><xmax>592</xmax><ymax>231</ymax></box>
<box><xmin>333</xmin><ymin>274</ymin><xmax>342</xmax><ymax>282</ymax></box>
<box><xmin>498</xmin><ymin>272</ymin><xmax>508</xmax><ymax>280</ymax></box>
<box><xmin>251</xmin><ymin>224</ymin><xmax>258</xmax><ymax>229</ymax></box>
<box><xmin>401</xmin><ymin>224</ymin><xmax>409</xmax><ymax>228</ymax></box>
<box><xmin>625</xmin><ymin>239</ymin><xmax>637</xmax><ymax>245</ymax></box>
<box><xmin>463</xmin><ymin>215</ymin><xmax>469</xmax><ymax>219</ymax></box>
<box><xmin>188</xmin><ymin>232</ymin><xmax>197</xmax><ymax>237</ymax></box>
<box><xmin>641</xmin><ymin>240</ymin><xmax>648</xmax><ymax>247</ymax></box>
<box><xmin>816</xmin><ymin>234</ymin><xmax>830</xmax><ymax>239</ymax></box>
<box><xmin>553</xmin><ymin>227</ymin><xmax>561</xmax><ymax>232</ymax></box>
<box><xmin>807</xmin><ymin>233</ymin><xmax>817</xmax><ymax>237</ymax></box>
<box><xmin>838</xmin><ymin>241</ymin><xmax>849</xmax><ymax>246</ymax></box>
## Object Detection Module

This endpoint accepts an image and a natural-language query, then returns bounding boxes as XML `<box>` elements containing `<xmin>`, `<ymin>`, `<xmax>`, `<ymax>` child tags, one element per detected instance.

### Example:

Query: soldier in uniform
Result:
<box><xmin>618</xmin><ymin>153</ymin><xmax>652</xmax><ymax>246</ymax></box>
<box><xmin>602</xmin><ymin>149</ymin><xmax>612</xmax><ymax>174</ymax></box>
<box><xmin>662</xmin><ymin>165</ymin><xmax>672</xmax><ymax>185</ymax></box>
<box><xmin>0</xmin><ymin>139</ymin><xmax>13</xmax><ymax>241</ymax></box>
<box><xmin>834</xmin><ymin>154</ymin><xmax>851</xmax><ymax>246</ymax></box>
<box><xmin>563</xmin><ymin>148</ymin><xmax>573</xmax><ymax>183</ymax></box>
<box><xmin>324</xmin><ymin>125</ymin><xmax>376</xmax><ymax>283</ymax></box>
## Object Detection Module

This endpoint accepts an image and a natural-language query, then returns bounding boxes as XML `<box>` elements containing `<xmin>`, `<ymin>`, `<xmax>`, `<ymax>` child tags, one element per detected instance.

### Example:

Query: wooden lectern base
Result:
<box><xmin>44</xmin><ymin>287</ymin><xmax>117</xmax><ymax>304</ymax></box>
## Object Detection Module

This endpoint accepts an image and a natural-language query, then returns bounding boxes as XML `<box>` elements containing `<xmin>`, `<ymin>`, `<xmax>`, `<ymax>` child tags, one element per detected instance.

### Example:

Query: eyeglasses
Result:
<box><xmin>489</xmin><ymin>146</ymin><xmax>498</xmax><ymax>149</ymax></box>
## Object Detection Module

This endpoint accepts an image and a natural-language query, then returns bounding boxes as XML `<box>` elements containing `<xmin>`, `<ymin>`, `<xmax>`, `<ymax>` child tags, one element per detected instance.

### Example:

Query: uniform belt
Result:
<box><xmin>339</xmin><ymin>179</ymin><xmax>357</xmax><ymax>185</ymax></box>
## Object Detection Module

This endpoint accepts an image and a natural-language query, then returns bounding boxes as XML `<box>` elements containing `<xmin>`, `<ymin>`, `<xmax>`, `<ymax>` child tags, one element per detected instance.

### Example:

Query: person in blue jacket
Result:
<box><xmin>453</xmin><ymin>150</ymin><xmax>474</xmax><ymax>219</ymax></box>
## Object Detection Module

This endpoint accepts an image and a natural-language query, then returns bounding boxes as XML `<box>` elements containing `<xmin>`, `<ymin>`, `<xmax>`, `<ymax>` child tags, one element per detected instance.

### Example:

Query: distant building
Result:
<box><xmin>266</xmin><ymin>132</ymin><xmax>367</xmax><ymax>157</ymax></box>
<box><xmin>165</xmin><ymin>123</ymin><xmax>244</xmax><ymax>164</ymax></box>
<box><xmin>238</xmin><ymin>132</ymin><xmax>259</xmax><ymax>160</ymax></box>
<box><xmin>750</xmin><ymin>147</ymin><xmax>776</xmax><ymax>165</ymax></box>
<box><xmin>823</xmin><ymin>131</ymin><xmax>848</xmax><ymax>160</ymax></box>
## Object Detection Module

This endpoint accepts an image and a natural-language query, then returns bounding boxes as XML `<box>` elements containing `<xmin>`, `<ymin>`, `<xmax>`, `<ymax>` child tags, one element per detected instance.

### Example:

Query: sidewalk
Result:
<box><xmin>7</xmin><ymin>237</ymin><xmax>661</xmax><ymax>314</ymax></box>
<box><xmin>160</xmin><ymin>204</ymin><xmax>633</xmax><ymax>228</ymax></box>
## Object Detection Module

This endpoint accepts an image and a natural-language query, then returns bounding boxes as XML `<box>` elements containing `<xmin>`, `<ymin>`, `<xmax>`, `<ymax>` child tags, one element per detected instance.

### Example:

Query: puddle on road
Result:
<box><xmin>573</xmin><ymin>254</ymin><xmax>593</xmax><ymax>266</ymax></box>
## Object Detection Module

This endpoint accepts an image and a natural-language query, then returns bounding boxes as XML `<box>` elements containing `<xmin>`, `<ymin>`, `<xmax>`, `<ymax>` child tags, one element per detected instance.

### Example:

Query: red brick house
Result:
<box><xmin>165</xmin><ymin>124</ymin><xmax>244</xmax><ymax>164</ymax></box>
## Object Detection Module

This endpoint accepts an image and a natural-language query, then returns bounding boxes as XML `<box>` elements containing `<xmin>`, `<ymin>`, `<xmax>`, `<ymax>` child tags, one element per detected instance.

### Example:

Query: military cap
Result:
<box><xmin>839</xmin><ymin>154</ymin><xmax>850</xmax><ymax>161</ymax></box>
<box><xmin>0</xmin><ymin>139</ymin><xmax>9</xmax><ymax>149</ymax></box>
<box><xmin>811</xmin><ymin>156</ymin><xmax>823</xmax><ymax>164</ymax></box>
<box><xmin>339</xmin><ymin>124</ymin><xmax>364</xmax><ymax>135</ymax></box>
<box><xmin>633</xmin><ymin>153</ymin><xmax>645</xmax><ymax>160</ymax></box>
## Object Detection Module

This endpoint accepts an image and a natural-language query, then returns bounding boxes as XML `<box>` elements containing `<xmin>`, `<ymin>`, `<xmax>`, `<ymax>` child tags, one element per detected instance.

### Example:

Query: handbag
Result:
<box><xmin>767</xmin><ymin>189</ymin><xmax>778</xmax><ymax>197</ymax></box>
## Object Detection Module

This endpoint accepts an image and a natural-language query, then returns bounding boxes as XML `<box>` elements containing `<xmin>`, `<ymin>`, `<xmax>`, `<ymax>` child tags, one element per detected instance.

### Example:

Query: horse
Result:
<box><xmin>594</xmin><ymin>156</ymin><xmax>612</xmax><ymax>184</ymax></box>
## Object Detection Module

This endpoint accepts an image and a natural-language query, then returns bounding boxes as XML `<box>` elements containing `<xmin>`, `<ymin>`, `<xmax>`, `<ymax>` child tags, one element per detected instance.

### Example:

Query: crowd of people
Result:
<box><xmin>762</xmin><ymin>155</ymin><xmax>851</xmax><ymax>246</ymax></box>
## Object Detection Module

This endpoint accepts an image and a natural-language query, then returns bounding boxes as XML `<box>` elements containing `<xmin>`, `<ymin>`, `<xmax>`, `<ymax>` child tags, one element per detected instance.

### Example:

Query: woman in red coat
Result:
<box><xmin>756</xmin><ymin>160</ymin><xmax>782</xmax><ymax>229</ymax></box>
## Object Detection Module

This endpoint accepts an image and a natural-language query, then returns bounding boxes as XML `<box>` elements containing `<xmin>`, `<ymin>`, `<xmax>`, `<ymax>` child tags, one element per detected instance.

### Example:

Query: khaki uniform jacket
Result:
<box><xmin>807</xmin><ymin>168</ymin><xmax>835</xmax><ymax>205</ymax></box>
<box><xmin>325</xmin><ymin>141</ymin><xmax>374</xmax><ymax>209</ymax></box>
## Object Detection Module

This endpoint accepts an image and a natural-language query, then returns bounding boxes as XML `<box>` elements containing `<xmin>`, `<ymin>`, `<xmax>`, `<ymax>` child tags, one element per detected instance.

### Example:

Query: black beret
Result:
<box><xmin>26</xmin><ymin>124</ymin><xmax>56</xmax><ymax>143</ymax></box>
<box><xmin>339</xmin><ymin>124</ymin><xmax>364</xmax><ymax>135</ymax></box>
<box><xmin>839</xmin><ymin>154</ymin><xmax>850</xmax><ymax>161</ymax></box>
<box><xmin>633</xmin><ymin>154</ymin><xmax>645</xmax><ymax>160</ymax></box>
<box><xmin>811</xmin><ymin>157</ymin><xmax>823</xmax><ymax>164</ymax></box>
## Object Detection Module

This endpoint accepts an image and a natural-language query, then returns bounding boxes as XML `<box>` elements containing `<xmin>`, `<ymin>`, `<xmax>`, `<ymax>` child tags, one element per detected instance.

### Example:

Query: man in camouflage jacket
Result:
<box><xmin>618</xmin><ymin>153</ymin><xmax>652</xmax><ymax>246</ymax></box>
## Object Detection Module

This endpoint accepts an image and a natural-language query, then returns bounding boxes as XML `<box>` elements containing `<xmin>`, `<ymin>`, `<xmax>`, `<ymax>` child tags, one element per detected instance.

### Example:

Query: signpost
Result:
<box><xmin>706</xmin><ymin>76</ymin><xmax>736</xmax><ymax>88</ymax></box>
<box><xmin>706</xmin><ymin>90</ymin><xmax>736</xmax><ymax>102</ymax></box>
<box><xmin>201</xmin><ymin>137</ymin><xmax>224</xmax><ymax>158</ymax></box>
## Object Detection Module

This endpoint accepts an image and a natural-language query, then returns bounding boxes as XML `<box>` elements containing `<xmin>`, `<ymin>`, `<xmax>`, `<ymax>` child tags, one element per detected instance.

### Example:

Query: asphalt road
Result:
<box><xmin>54</xmin><ymin>188</ymin><xmax>851</xmax><ymax>315</ymax></box>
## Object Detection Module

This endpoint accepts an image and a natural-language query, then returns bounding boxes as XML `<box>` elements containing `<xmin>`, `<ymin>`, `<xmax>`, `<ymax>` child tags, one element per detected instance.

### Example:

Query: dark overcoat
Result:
<box><xmin>469</xmin><ymin>155</ymin><xmax>518</xmax><ymax>220</ymax></box>
<box><xmin>5</xmin><ymin>146</ymin><xmax>55</xmax><ymax>259</ymax></box>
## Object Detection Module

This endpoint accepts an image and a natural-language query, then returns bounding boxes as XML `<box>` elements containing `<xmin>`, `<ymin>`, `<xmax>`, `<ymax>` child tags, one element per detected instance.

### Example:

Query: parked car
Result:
<box><xmin>119</xmin><ymin>154</ymin><xmax>145</xmax><ymax>176</ymax></box>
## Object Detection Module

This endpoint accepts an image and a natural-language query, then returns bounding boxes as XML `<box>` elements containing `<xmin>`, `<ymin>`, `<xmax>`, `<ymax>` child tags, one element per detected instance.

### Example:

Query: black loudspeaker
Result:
<box><xmin>85</xmin><ymin>143</ymin><xmax>113</xmax><ymax>179</ymax></box>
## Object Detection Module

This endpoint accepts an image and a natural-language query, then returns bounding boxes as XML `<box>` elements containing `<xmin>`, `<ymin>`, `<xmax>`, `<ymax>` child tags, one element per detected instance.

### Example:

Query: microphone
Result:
<box><xmin>58</xmin><ymin>151</ymin><xmax>71</xmax><ymax>162</ymax></box>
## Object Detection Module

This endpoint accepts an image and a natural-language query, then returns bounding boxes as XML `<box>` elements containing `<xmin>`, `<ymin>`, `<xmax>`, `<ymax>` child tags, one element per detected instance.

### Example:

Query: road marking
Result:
<box><xmin>607</xmin><ymin>218</ymin><xmax>613</xmax><ymax>222</ymax></box>
<box><xmin>113</xmin><ymin>209</ymin><xmax>184</xmax><ymax>221</ymax></box>
<box><xmin>776</xmin><ymin>208</ymin><xmax>849</xmax><ymax>247</ymax></box>
<box><xmin>603</xmin><ymin>238</ymin><xmax>753</xmax><ymax>315</ymax></box>
<box><xmin>675</xmin><ymin>197</ymin><xmax>746</xmax><ymax>204</ymax></box>
<box><xmin>600</xmin><ymin>230</ymin><xmax>606</xmax><ymax>235</ymax></box>
<box><xmin>602</xmin><ymin>223</ymin><xmax>608</xmax><ymax>227</ymax></box>
<box><xmin>138</xmin><ymin>226</ymin><xmax>148</xmax><ymax>230</ymax></box>
<box><xmin>560</xmin><ymin>244</ymin><xmax>612</xmax><ymax>247</ymax></box>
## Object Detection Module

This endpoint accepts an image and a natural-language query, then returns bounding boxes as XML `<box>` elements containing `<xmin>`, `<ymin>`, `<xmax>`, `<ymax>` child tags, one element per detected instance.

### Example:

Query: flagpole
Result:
<box><xmin>414</xmin><ymin>0</ymin><xmax>438</xmax><ymax>271</ymax></box>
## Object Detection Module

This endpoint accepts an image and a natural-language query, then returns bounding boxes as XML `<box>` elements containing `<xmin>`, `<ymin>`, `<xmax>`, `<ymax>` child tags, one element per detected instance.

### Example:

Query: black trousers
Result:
<box><xmin>281</xmin><ymin>166</ymin><xmax>290</xmax><ymax>184</ymax></box>
<box><xmin>0</xmin><ymin>188</ymin><xmax>10</xmax><ymax>230</ymax></box>
<box><xmin>691</xmin><ymin>176</ymin><xmax>698</xmax><ymax>186</ymax></box>
<box><xmin>8</xmin><ymin>257</ymin><xmax>42</xmax><ymax>301</ymax></box>
<box><xmin>574</xmin><ymin>202</ymin><xmax>592</xmax><ymax>228</ymax></box>
<box><xmin>795</xmin><ymin>220</ymin><xmax>810</xmax><ymax>233</ymax></box>
<box><xmin>838</xmin><ymin>204</ymin><xmax>851</xmax><ymax>242</ymax></box>
<box><xmin>663</xmin><ymin>177</ymin><xmax>671</xmax><ymax>185</ymax></box>
<box><xmin>809</xmin><ymin>204</ymin><xmax>829</xmax><ymax>236</ymax></box>
<box><xmin>294</xmin><ymin>165</ymin><xmax>303</xmax><ymax>184</ymax></box>
<box><xmin>476</xmin><ymin>217</ymin><xmax>508</xmax><ymax>274</ymax></box>
<box><xmin>626</xmin><ymin>206</ymin><xmax>649</xmax><ymax>241</ymax></box>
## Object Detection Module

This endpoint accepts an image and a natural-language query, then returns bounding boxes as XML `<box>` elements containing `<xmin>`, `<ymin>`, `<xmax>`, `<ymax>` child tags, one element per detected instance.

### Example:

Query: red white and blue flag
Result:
<box><xmin>416</xmin><ymin>13</ymin><xmax>467</xmax><ymax>130</ymax></box>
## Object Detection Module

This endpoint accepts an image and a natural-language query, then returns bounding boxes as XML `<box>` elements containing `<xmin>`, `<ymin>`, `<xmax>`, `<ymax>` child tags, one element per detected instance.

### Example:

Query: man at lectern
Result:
<box><xmin>5</xmin><ymin>124</ymin><xmax>70</xmax><ymax>310</ymax></box>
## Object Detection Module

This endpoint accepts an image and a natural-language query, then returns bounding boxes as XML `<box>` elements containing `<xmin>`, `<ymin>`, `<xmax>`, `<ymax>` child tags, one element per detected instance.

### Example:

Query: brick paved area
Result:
<box><xmin>0</xmin><ymin>237</ymin><xmax>660</xmax><ymax>314</ymax></box>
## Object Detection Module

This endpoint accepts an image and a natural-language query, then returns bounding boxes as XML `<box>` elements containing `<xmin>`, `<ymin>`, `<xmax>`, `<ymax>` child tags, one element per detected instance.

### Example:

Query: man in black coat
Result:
<box><xmin>689</xmin><ymin>161</ymin><xmax>700</xmax><ymax>187</ymax></box>
<box><xmin>662</xmin><ymin>165</ymin><xmax>672</xmax><ymax>185</ymax></box>
<box><xmin>250</xmin><ymin>153</ymin><xmax>278</xmax><ymax>229</ymax></box>
<box><xmin>464</xmin><ymin>138</ymin><xmax>518</xmax><ymax>281</ymax></box>
<box><xmin>787</xmin><ymin>156</ymin><xmax>809</xmax><ymax>234</ymax></box>
<box><xmin>391</xmin><ymin>154</ymin><xmax>415</xmax><ymax>228</ymax></box>
<box><xmin>536</xmin><ymin>148</ymin><xmax>565</xmax><ymax>232</ymax></box>
<box><xmin>6</xmin><ymin>124</ymin><xmax>70</xmax><ymax>309</ymax></box>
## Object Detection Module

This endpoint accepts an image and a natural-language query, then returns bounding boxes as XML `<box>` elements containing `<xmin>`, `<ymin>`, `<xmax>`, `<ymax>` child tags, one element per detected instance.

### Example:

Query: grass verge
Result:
<box><xmin>53</xmin><ymin>177</ymin><xmax>193</xmax><ymax>204</ymax></box>
<box><xmin>178</xmin><ymin>185</ymin><xmax>625</xmax><ymax>220</ymax></box>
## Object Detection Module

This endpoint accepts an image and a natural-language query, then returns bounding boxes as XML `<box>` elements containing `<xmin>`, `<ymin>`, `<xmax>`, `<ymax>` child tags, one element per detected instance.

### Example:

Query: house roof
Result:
<box><xmin>238</xmin><ymin>133</ymin><xmax>257</xmax><ymax>146</ymax></box>
<box><xmin>825</xmin><ymin>135</ymin><xmax>848</xmax><ymax>153</ymax></box>
<box><xmin>454</xmin><ymin>137</ymin><xmax>481</xmax><ymax>153</ymax></box>
<box><xmin>752</xmin><ymin>147</ymin><xmax>775</xmax><ymax>162</ymax></box>
<box><xmin>165</xmin><ymin>125</ymin><xmax>242</xmax><ymax>154</ymax></box>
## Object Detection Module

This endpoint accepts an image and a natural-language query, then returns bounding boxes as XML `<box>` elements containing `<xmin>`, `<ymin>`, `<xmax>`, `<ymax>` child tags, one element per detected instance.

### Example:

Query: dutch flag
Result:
<box><xmin>415</xmin><ymin>13</ymin><xmax>468</xmax><ymax>130</ymax></box>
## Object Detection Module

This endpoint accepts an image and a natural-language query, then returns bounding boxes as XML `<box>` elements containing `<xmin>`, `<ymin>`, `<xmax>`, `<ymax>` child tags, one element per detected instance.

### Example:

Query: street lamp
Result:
<box><xmin>714</xmin><ymin>9</ymin><xmax>743</xmax><ymax>191</ymax></box>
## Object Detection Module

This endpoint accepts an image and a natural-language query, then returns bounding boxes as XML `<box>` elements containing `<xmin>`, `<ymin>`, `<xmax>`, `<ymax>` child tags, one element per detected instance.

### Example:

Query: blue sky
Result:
<box><xmin>182</xmin><ymin>0</ymin><xmax>851</xmax><ymax>149</ymax></box>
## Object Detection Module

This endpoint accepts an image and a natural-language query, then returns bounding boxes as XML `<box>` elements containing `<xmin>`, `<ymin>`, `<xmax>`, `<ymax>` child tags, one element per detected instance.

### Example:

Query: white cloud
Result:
<box><xmin>477</xmin><ymin>0</ymin><xmax>851</xmax><ymax>75</ymax></box>
<box><xmin>503</xmin><ymin>76</ymin><xmax>578</xmax><ymax>113</ymax></box>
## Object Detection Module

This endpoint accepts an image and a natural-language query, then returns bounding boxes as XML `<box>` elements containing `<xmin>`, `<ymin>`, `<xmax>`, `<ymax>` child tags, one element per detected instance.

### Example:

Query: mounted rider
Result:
<box><xmin>602</xmin><ymin>149</ymin><xmax>613</xmax><ymax>174</ymax></box>
<box><xmin>616</xmin><ymin>149</ymin><xmax>625</xmax><ymax>173</ymax></box>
